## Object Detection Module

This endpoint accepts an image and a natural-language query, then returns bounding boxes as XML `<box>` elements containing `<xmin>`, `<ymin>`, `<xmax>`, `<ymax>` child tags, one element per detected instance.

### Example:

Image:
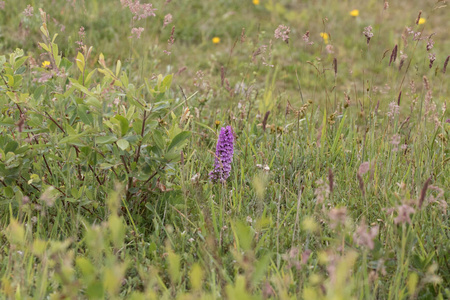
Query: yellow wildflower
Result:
<box><xmin>212</xmin><ymin>37</ymin><xmax>220</xmax><ymax>44</ymax></box>
<box><xmin>349</xmin><ymin>9</ymin><xmax>359</xmax><ymax>17</ymax></box>
<box><xmin>320</xmin><ymin>32</ymin><xmax>329</xmax><ymax>44</ymax></box>
<box><xmin>42</xmin><ymin>61</ymin><xmax>51</xmax><ymax>68</ymax></box>
<box><xmin>418</xmin><ymin>18</ymin><xmax>426</xmax><ymax>25</ymax></box>
<box><xmin>253</xmin><ymin>0</ymin><xmax>260</xmax><ymax>5</ymax></box>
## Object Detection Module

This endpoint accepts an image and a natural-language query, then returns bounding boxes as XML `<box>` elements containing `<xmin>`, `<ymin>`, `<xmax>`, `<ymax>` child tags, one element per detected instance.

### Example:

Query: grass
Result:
<box><xmin>0</xmin><ymin>0</ymin><xmax>449</xmax><ymax>299</ymax></box>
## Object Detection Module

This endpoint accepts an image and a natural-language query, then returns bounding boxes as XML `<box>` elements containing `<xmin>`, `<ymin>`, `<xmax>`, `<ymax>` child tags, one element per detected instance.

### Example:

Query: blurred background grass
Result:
<box><xmin>1</xmin><ymin>0</ymin><xmax>448</xmax><ymax>107</ymax></box>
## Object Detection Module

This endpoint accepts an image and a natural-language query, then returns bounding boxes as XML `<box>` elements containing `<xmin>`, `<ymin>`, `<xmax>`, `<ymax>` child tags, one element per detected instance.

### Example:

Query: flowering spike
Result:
<box><xmin>210</xmin><ymin>126</ymin><xmax>234</xmax><ymax>183</ymax></box>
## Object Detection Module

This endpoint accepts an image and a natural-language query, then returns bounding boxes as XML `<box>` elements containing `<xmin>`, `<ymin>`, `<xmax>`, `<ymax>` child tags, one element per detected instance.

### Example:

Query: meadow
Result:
<box><xmin>0</xmin><ymin>0</ymin><xmax>449</xmax><ymax>299</ymax></box>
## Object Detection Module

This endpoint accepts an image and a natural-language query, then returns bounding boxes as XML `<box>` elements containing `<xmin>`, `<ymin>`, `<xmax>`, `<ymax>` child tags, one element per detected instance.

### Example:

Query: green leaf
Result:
<box><xmin>116</xmin><ymin>139</ymin><xmax>130</xmax><ymax>151</ymax></box>
<box><xmin>6</xmin><ymin>76</ymin><xmax>14</xmax><ymax>87</ymax></box>
<box><xmin>115</xmin><ymin>60</ymin><xmax>121</xmax><ymax>77</ymax></box>
<box><xmin>164</xmin><ymin>150</ymin><xmax>182</xmax><ymax>161</ymax></box>
<box><xmin>15</xmin><ymin>66</ymin><xmax>26</xmax><ymax>75</ymax></box>
<box><xmin>3</xmin><ymin>186</ymin><xmax>15</xmax><ymax>198</ymax></box>
<box><xmin>13</xmin><ymin>56</ymin><xmax>28</xmax><ymax>70</ymax></box>
<box><xmin>97</xmin><ymin>68</ymin><xmax>115</xmax><ymax>79</ymax></box>
<box><xmin>120</xmin><ymin>71</ymin><xmax>129</xmax><ymax>87</ymax></box>
<box><xmin>38</xmin><ymin>42</ymin><xmax>50</xmax><ymax>52</ymax></box>
<box><xmin>70</xmin><ymin>187</ymin><xmax>80</xmax><ymax>199</ymax></box>
<box><xmin>5</xmin><ymin>141</ymin><xmax>19</xmax><ymax>154</ymax></box>
<box><xmin>160</xmin><ymin>74</ymin><xmax>173</xmax><ymax>92</ymax></box>
<box><xmin>78</xmin><ymin>105</ymin><xmax>93</xmax><ymax>126</ymax></box>
<box><xmin>33</xmin><ymin>86</ymin><xmax>46</xmax><ymax>101</ymax></box>
<box><xmin>85</xmin><ymin>69</ymin><xmax>97</xmax><ymax>85</ymax></box>
<box><xmin>153</xmin><ymin>131</ymin><xmax>165</xmax><ymax>150</ymax></box>
<box><xmin>63</xmin><ymin>86</ymin><xmax>76</xmax><ymax>98</ymax></box>
<box><xmin>167</xmin><ymin>131</ymin><xmax>190</xmax><ymax>152</ymax></box>
<box><xmin>132</xmin><ymin>119</ymin><xmax>143</xmax><ymax>135</ymax></box>
<box><xmin>96</xmin><ymin>135</ymin><xmax>117</xmax><ymax>144</ymax></box>
<box><xmin>59</xmin><ymin>135</ymin><xmax>85</xmax><ymax>146</ymax></box>
<box><xmin>12</xmin><ymin>75</ymin><xmax>23</xmax><ymax>89</ymax></box>
<box><xmin>85</xmin><ymin>97</ymin><xmax>102</xmax><ymax>109</ymax></box>
<box><xmin>59</xmin><ymin>57</ymin><xmax>73</xmax><ymax>70</ymax></box>
<box><xmin>52</xmin><ymin>43</ymin><xmax>61</xmax><ymax>68</ymax></box>
<box><xmin>14</xmin><ymin>145</ymin><xmax>29</xmax><ymax>155</ymax></box>
<box><xmin>76</xmin><ymin>52</ymin><xmax>85</xmax><ymax>73</ymax></box>
<box><xmin>0</xmin><ymin>117</ymin><xmax>15</xmax><ymax>126</ymax></box>
<box><xmin>113</xmin><ymin>115</ymin><xmax>129</xmax><ymax>136</ymax></box>
<box><xmin>69</xmin><ymin>78</ymin><xmax>95</xmax><ymax>97</ymax></box>
<box><xmin>99</xmin><ymin>163</ymin><xmax>116</xmax><ymax>170</ymax></box>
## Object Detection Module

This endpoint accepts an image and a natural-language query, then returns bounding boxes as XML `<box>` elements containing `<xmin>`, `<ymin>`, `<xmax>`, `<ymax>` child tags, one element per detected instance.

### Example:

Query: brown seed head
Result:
<box><xmin>415</xmin><ymin>11</ymin><xmax>422</xmax><ymax>25</ymax></box>
<box><xmin>423</xmin><ymin>76</ymin><xmax>430</xmax><ymax>90</ymax></box>
<box><xmin>240</xmin><ymin>28</ymin><xmax>246</xmax><ymax>43</ymax></box>
<box><xmin>389</xmin><ymin>45</ymin><xmax>398</xmax><ymax>66</ymax></box>
<box><xmin>443</xmin><ymin>55</ymin><xmax>449</xmax><ymax>74</ymax></box>
<box><xmin>262</xmin><ymin>111</ymin><xmax>270</xmax><ymax>131</ymax></box>
<box><xmin>418</xmin><ymin>177</ymin><xmax>431</xmax><ymax>209</ymax></box>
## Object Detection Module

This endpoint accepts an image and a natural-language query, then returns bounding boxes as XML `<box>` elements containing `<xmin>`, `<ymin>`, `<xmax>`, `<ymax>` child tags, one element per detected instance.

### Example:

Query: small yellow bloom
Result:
<box><xmin>212</xmin><ymin>37</ymin><xmax>220</xmax><ymax>44</ymax></box>
<box><xmin>215</xmin><ymin>120</ymin><xmax>221</xmax><ymax>126</ymax></box>
<box><xmin>42</xmin><ymin>61</ymin><xmax>51</xmax><ymax>68</ymax></box>
<box><xmin>320</xmin><ymin>32</ymin><xmax>329</xmax><ymax>44</ymax></box>
<box><xmin>418</xmin><ymin>17</ymin><xmax>426</xmax><ymax>25</ymax></box>
<box><xmin>349</xmin><ymin>9</ymin><xmax>359</xmax><ymax>17</ymax></box>
<box><xmin>253</xmin><ymin>0</ymin><xmax>260</xmax><ymax>5</ymax></box>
